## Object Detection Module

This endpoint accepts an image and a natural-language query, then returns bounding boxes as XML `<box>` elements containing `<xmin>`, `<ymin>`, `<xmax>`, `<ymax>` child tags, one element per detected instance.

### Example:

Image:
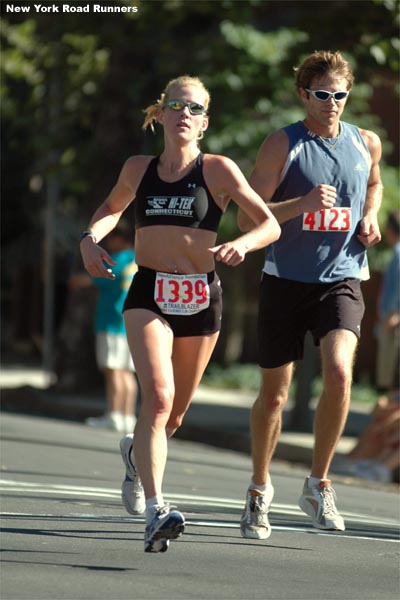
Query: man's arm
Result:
<box><xmin>237</xmin><ymin>130</ymin><xmax>287</xmax><ymax>231</ymax></box>
<box><xmin>357</xmin><ymin>129</ymin><xmax>383</xmax><ymax>248</ymax></box>
<box><xmin>238</xmin><ymin>129</ymin><xmax>337</xmax><ymax>231</ymax></box>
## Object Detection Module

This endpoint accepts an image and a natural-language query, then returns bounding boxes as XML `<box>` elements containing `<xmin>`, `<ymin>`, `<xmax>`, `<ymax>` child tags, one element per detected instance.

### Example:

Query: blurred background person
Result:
<box><xmin>332</xmin><ymin>211</ymin><xmax>400</xmax><ymax>483</ymax></box>
<box><xmin>346</xmin><ymin>389</ymin><xmax>399</xmax><ymax>482</ymax></box>
<box><xmin>69</xmin><ymin>219</ymin><xmax>138</xmax><ymax>433</ymax></box>
<box><xmin>332</xmin><ymin>389</ymin><xmax>399</xmax><ymax>483</ymax></box>
<box><xmin>375</xmin><ymin>209</ymin><xmax>400</xmax><ymax>394</ymax></box>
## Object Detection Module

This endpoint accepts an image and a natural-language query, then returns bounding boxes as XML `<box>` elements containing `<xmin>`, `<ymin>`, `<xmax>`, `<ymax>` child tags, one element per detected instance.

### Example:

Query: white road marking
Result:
<box><xmin>1</xmin><ymin>511</ymin><xmax>399</xmax><ymax>544</ymax></box>
<box><xmin>1</xmin><ymin>479</ymin><xmax>399</xmax><ymax>543</ymax></box>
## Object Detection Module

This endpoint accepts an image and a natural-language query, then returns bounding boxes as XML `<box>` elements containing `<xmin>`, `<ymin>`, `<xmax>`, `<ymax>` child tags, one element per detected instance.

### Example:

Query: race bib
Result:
<box><xmin>154</xmin><ymin>272</ymin><xmax>210</xmax><ymax>315</ymax></box>
<box><xmin>303</xmin><ymin>208</ymin><xmax>352</xmax><ymax>232</ymax></box>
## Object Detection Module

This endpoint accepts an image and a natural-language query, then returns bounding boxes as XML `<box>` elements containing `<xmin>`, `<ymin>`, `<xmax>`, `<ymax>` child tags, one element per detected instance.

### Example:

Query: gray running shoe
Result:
<box><xmin>119</xmin><ymin>434</ymin><xmax>145</xmax><ymax>515</ymax></box>
<box><xmin>144</xmin><ymin>505</ymin><xmax>185</xmax><ymax>553</ymax></box>
<box><xmin>240</xmin><ymin>485</ymin><xmax>274</xmax><ymax>539</ymax></box>
<box><xmin>299</xmin><ymin>478</ymin><xmax>345</xmax><ymax>531</ymax></box>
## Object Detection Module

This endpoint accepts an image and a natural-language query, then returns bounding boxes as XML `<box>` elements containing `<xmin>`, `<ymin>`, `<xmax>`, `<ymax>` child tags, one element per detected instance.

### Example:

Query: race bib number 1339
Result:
<box><xmin>303</xmin><ymin>207</ymin><xmax>351</xmax><ymax>232</ymax></box>
<box><xmin>154</xmin><ymin>272</ymin><xmax>210</xmax><ymax>315</ymax></box>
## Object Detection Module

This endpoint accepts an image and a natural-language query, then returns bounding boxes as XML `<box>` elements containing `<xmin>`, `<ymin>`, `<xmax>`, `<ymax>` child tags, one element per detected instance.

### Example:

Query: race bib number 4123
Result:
<box><xmin>302</xmin><ymin>207</ymin><xmax>351</xmax><ymax>232</ymax></box>
<box><xmin>154</xmin><ymin>272</ymin><xmax>210</xmax><ymax>315</ymax></box>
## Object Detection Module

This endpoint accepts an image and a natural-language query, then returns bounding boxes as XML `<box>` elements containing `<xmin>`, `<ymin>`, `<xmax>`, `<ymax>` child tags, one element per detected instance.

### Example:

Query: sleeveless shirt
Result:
<box><xmin>134</xmin><ymin>153</ymin><xmax>223</xmax><ymax>232</ymax></box>
<box><xmin>263</xmin><ymin>120</ymin><xmax>372</xmax><ymax>283</ymax></box>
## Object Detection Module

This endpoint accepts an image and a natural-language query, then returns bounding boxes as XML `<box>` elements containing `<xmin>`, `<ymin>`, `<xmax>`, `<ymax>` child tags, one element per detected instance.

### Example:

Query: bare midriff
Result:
<box><xmin>135</xmin><ymin>225</ymin><xmax>217</xmax><ymax>274</ymax></box>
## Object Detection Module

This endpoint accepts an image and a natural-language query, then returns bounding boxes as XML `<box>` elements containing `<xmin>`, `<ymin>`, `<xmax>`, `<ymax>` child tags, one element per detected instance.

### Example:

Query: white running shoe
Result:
<box><xmin>86</xmin><ymin>413</ymin><xmax>125</xmax><ymax>433</ymax></box>
<box><xmin>119</xmin><ymin>434</ymin><xmax>145</xmax><ymax>515</ymax></box>
<box><xmin>240</xmin><ymin>485</ymin><xmax>274</xmax><ymax>539</ymax></box>
<box><xmin>299</xmin><ymin>478</ymin><xmax>345</xmax><ymax>531</ymax></box>
<box><xmin>144</xmin><ymin>505</ymin><xmax>185</xmax><ymax>553</ymax></box>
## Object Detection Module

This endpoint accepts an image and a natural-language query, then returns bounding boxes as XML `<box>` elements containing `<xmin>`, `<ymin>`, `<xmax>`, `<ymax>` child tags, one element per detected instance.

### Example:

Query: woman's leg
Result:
<box><xmin>123</xmin><ymin>308</ymin><xmax>175</xmax><ymax>500</ymax></box>
<box><xmin>167</xmin><ymin>332</ymin><xmax>220</xmax><ymax>436</ymax></box>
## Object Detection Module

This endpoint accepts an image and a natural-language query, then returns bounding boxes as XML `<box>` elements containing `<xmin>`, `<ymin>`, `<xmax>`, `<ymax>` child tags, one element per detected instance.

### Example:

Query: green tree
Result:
<box><xmin>2</xmin><ymin>0</ymin><xmax>398</xmax><ymax>384</ymax></box>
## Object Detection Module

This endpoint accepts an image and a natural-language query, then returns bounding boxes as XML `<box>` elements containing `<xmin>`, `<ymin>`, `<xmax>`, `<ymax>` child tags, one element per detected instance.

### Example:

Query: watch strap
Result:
<box><xmin>79</xmin><ymin>230</ymin><xmax>97</xmax><ymax>243</ymax></box>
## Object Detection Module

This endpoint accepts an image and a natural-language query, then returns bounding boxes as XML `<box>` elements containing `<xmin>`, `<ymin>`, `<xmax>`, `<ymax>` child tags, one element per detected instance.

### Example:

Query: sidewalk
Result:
<box><xmin>0</xmin><ymin>365</ymin><xmax>371</xmax><ymax>468</ymax></box>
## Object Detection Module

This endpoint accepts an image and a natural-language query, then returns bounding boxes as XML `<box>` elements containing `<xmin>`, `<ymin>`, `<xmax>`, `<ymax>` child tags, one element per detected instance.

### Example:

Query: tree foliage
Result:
<box><xmin>1</xmin><ymin>0</ymin><xmax>398</xmax><ymax>373</ymax></box>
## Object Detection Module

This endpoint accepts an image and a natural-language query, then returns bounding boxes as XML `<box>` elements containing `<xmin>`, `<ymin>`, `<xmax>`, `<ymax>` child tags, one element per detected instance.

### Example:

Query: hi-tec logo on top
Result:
<box><xmin>147</xmin><ymin>196</ymin><xmax>196</xmax><ymax>217</ymax></box>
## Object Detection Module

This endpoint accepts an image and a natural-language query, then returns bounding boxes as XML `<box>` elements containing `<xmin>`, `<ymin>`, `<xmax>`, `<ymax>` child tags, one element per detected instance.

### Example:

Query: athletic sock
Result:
<box><xmin>308</xmin><ymin>476</ymin><xmax>329</xmax><ymax>488</ymax></box>
<box><xmin>145</xmin><ymin>495</ymin><xmax>164</xmax><ymax>524</ymax></box>
<box><xmin>249</xmin><ymin>477</ymin><xmax>271</xmax><ymax>494</ymax></box>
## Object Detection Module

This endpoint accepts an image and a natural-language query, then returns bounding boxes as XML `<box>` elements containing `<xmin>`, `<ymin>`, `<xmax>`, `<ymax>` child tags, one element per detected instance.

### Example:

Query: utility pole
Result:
<box><xmin>42</xmin><ymin>61</ymin><xmax>61</xmax><ymax>385</ymax></box>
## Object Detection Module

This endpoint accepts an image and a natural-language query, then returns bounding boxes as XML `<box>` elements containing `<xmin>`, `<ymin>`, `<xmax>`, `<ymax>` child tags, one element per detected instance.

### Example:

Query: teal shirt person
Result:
<box><xmin>93</xmin><ymin>248</ymin><xmax>137</xmax><ymax>334</ymax></box>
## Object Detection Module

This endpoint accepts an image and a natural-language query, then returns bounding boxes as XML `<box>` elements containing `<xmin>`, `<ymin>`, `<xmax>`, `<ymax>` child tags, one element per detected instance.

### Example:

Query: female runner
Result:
<box><xmin>80</xmin><ymin>75</ymin><xmax>280</xmax><ymax>553</ymax></box>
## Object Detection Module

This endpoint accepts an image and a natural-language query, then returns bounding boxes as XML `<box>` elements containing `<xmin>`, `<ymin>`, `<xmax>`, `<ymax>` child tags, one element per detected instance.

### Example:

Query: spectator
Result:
<box><xmin>332</xmin><ymin>389</ymin><xmax>400</xmax><ymax>483</ymax></box>
<box><xmin>70</xmin><ymin>220</ymin><xmax>138</xmax><ymax>433</ymax></box>
<box><xmin>376</xmin><ymin>210</ymin><xmax>400</xmax><ymax>393</ymax></box>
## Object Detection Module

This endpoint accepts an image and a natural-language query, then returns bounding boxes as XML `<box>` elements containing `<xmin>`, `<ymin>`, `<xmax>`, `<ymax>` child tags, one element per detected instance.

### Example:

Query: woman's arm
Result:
<box><xmin>80</xmin><ymin>156</ymin><xmax>149</xmax><ymax>279</ymax></box>
<box><xmin>205</xmin><ymin>155</ymin><xmax>281</xmax><ymax>266</ymax></box>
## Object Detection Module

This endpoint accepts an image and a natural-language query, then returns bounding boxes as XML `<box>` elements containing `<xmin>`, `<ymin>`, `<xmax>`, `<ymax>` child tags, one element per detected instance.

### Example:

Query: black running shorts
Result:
<box><xmin>258</xmin><ymin>274</ymin><xmax>365</xmax><ymax>368</ymax></box>
<box><xmin>123</xmin><ymin>266</ymin><xmax>223</xmax><ymax>337</ymax></box>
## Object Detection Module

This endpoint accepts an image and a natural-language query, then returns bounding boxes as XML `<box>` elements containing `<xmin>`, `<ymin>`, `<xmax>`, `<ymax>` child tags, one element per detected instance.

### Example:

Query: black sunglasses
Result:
<box><xmin>305</xmin><ymin>89</ymin><xmax>349</xmax><ymax>102</ymax></box>
<box><xmin>165</xmin><ymin>99</ymin><xmax>206</xmax><ymax>115</ymax></box>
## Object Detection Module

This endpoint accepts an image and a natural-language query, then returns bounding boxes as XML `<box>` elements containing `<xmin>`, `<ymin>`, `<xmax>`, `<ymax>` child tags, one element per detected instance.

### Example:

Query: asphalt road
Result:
<box><xmin>1</xmin><ymin>412</ymin><xmax>399</xmax><ymax>600</ymax></box>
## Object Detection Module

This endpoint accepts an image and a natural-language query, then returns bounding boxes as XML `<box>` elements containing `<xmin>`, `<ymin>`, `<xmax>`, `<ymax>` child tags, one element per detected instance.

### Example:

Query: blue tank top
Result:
<box><xmin>134</xmin><ymin>153</ymin><xmax>223</xmax><ymax>232</ymax></box>
<box><xmin>263</xmin><ymin>120</ymin><xmax>371</xmax><ymax>283</ymax></box>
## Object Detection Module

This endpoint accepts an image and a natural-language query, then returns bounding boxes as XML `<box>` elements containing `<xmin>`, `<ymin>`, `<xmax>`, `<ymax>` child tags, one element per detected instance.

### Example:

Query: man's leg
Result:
<box><xmin>251</xmin><ymin>363</ymin><xmax>294</xmax><ymax>485</ymax></box>
<box><xmin>241</xmin><ymin>363</ymin><xmax>293</xmax><ymax>539</ymax></box>
<box><xmin>312</xmin><ymin>328</ymin><xmax>358</xmax><ymax>478</ymax></box>
<box><xmin>299</xmin><ymin>328</ymin><xmax>358</xmax><ymax>531</ymax></box>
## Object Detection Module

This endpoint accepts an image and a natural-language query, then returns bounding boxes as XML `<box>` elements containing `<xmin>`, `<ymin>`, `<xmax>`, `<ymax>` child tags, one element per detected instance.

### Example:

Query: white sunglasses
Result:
<box><xmin>305</xmin><ymin>89</ymin><xmax>349</xmax><ymax>102</ymax></box>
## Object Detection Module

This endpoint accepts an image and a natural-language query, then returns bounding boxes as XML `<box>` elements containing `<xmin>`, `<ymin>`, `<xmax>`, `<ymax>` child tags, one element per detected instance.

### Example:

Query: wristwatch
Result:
<box><xmin>79</xmin><ymin>230</ymin><xmax>97</xmax><ymax>243</ymax></box>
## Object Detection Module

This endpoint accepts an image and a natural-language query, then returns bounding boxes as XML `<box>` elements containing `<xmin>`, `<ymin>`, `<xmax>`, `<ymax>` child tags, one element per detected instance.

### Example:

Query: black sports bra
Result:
<box><xmin>134</xmin><ymin>153</ymin><xmax>223</xmax><ymax>232</ymax></box>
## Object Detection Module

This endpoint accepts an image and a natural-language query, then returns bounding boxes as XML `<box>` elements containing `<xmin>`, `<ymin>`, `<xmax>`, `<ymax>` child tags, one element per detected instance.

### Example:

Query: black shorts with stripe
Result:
<box><xmin>258</xmin><ymin>273</ymin><xmax>365</xmax><ymax>369</ymax></box>
<box><xmin>123</xmin><ymin>266</ymin><xmax>223</xmax><ymax>337</ymax></box>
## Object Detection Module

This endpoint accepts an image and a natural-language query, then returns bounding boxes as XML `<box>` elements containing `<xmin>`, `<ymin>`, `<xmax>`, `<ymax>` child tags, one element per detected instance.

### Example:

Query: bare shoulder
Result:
<box><xmin>120</xmin><ymin>155</ymin><xmax>155</xmax><ymax>191</ymax></box>
<box><xmin>202</xmin><ymin>153</ymin><xmax>239</xmax><ymax>173</ymax></box>
<box><xmin>257</xmin><ymin>129</ymin><xmax>289</xmax><ymax>162</ymax></box>
<box><xmin>359</xmin><ymin>128</ymin><xmax>382</xmax><ymax>158</ymax></box>
<box><xmin>202</xmin><ymin>153</ymin><xmax>245</xmax><ymax>186</ymax></box>
<box><xmin>123</xmin><ymin>154</ymin><xmax>155</xmax><ymax>177</ymax></box>
<box><xmin>202</xmin><ymin>154</ymin><xmax>247</xmax><ymax>209</ymax></box>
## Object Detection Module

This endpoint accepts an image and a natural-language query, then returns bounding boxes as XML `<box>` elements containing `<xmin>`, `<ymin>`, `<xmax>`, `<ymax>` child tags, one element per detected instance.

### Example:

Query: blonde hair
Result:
<box><xmin>142</xmin><ymin>75</ymin><xmax>210</xmax><ymax>139</ymax></box>
<box><xmin>294</xmin><ymin>50</ymin><xmax>354</xmax><ymax>91</ymax></box>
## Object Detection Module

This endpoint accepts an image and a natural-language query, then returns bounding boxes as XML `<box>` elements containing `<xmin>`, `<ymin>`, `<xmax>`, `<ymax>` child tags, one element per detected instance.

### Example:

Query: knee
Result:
<box><xmin>323</xmin><ymin>362</ymin><xmax>352</xmax><ymax>396</ymax></box>
<box><xmin>141</xmin><ymin>383</ymin><xmax>174</xmax><ymax>424</ymax></box>
<box><xmin>257</xmin><ymin>390</ymin><xmax>287</xmax><ymax>415</ymax></box>
<box><xmin>165</xmin><ymin>415</ymin><xmax>183</xmax><ymax>436</ymax></box>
